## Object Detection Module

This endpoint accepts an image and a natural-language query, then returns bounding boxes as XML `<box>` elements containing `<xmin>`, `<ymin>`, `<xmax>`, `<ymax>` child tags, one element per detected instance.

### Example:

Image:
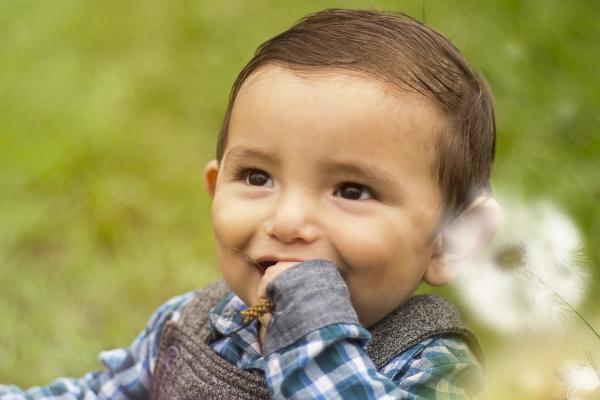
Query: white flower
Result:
<box><xmin>557</xmin><ymin>361</ymin><xmax>600</xmax><ymax>393</ymax></box>
<box><xmin>452</xmin><ymin>194</ymin><xmax>588</xmax><ymax>333</ymax></box>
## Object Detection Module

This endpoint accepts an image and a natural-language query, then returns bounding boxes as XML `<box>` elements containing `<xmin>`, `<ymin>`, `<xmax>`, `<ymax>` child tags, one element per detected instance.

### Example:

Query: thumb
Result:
<box><xmin>258</xmin><ymin>312</ymin><xmax>272</xmax><ymax>331</ymax></box>
<box><xmin>257</xmin><ymin>312</ymin><xmax>272</xmax><ymax>353</ymax></box>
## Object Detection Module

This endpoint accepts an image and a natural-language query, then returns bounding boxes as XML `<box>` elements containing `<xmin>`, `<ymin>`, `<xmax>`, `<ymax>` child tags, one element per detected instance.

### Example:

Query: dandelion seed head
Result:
<box><xmin>557</xmin><ymin>361</ymin><xmax>600</xmax><ymax>392</ymax></box>
<box><xmin>457</xmin><ymin>258</ymin><xmax>526</xmax><ymax>331</ymax></box>
<box><xmin>538</xmin><ymin>201</ymin><xmax>581</xmax><ymax>258</ymax></box>
<box><xmin>453</xmin><ymin>194</ymin><xmax>590</xmax><ymax>333</ymax></box>
<box><xmin>494</xmin><ymin>243</ymin><xmax>527</xmax><ymax>271</ymax></box>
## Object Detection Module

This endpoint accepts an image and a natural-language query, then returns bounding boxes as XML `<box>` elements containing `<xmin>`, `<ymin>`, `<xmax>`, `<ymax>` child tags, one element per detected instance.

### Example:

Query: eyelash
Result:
<box><xmin>231</xmin><ymin>166</ymin><xmax>378</xmax><ymax>200</ymax></box>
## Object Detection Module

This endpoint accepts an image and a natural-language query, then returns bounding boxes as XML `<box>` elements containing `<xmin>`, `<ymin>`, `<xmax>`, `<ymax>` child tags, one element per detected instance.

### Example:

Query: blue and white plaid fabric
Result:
<box><xmin>0</xmin><ymin>290</ymin><xmax>483</xmax><ymax>399</ymax></box>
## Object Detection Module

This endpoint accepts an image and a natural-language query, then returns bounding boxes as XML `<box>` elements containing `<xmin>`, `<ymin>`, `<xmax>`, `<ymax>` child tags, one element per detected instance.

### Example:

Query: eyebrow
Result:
<box><xmin>224</xmin><ymin>145</ymin><xmax>403</xmax><ymax>190</ymax></box>
<box><xmin>224</xmin><ymin>145</ymin><xmax>280</xmax><ymax>167</ymax></box>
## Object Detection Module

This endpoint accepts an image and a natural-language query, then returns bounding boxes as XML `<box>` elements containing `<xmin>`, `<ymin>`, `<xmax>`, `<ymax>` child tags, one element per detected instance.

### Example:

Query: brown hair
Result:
<box><xmin>216</xmin><ymin>8</ymin><xmax>496</xmax><ymax>239</ymax></box>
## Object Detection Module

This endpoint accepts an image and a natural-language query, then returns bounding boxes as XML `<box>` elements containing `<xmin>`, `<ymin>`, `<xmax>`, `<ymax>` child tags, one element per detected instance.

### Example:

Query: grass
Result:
<box><xmin>0</xmin><ymin>0</ymin><xmax>598</xmax><ymax>397</ymax></box>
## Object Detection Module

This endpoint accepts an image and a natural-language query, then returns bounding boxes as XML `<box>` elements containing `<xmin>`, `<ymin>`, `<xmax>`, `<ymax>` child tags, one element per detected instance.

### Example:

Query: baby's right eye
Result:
<box><xmin>238</xmin><ymin>168</ymin><xmax>274</xmax><ymax>188</ymax></box>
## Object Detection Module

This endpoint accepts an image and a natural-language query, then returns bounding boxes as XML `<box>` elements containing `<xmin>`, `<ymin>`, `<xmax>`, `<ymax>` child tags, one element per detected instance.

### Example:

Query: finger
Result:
<box><xmin>256</xmin><ymin>261</ymin><xmax>301</xmax><ymax>300</ymax></box>
<box><xmin>257</xmin><ymin>312</ymin><xmax>272</xmax><ymax>329</ymax></box>
<box><xmin>258</xmin><ymin>319</ymin><xmax>269</xmax><ymax>353</ymax></box>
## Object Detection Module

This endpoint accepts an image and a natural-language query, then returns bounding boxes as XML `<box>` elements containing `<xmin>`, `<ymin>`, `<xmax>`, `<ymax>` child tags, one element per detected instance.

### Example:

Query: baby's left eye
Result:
<box><xmin>334</xmin><ymin>183</ymin><xmax>375</xmax><ymax>200</ymax></box>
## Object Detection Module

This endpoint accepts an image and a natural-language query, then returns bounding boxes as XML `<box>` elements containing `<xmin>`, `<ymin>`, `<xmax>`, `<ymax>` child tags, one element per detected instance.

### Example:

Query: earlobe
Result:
<box><xmin>424</xmin><ymin>236</ymin><xmax>455</xmax><ymax>286</ymax></box>
<box><xmin>204</xmin><ymin>160</ymin><xmax>219</xmax><ymax>199</ymax></box>
<box><xmin>424</xmin><ymin>196</ymin><xmax>501</xmax><ymax>286</ymax></box>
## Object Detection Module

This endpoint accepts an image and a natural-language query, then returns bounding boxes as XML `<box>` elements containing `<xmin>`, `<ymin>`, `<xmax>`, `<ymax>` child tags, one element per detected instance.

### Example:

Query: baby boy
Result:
<box><xmin>0</xmin><ymin>8</ymin><xmax>501</xmax><ymax>400</ymax></box>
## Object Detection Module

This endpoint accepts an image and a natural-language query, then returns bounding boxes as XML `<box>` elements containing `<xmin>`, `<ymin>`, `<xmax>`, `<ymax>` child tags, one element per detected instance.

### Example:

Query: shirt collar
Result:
<box><xmin>208</xmin><ymin>291</ymin><xmax>263</xmax><ymax>361</ymax></box>
<box><xmin>208</xmin><ymin>292</ymin><xmax>250</xmax><ymax>335</ymax></box>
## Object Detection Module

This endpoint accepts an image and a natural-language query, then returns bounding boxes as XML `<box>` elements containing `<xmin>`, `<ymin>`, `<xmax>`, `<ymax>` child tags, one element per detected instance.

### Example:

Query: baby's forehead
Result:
<box><xmin>238</xmin><ymin>64</ymin><xmax>442</xmax><ymax>123</ymax></box>
<box><xmin>229</xmin><ymin>66</ymin><xmax>441</xmax><ymax>179</ymax></box>
<box><xmin>242</xmin><ymin>64</ymin><xmax>403</xmax><ymax>99</ymax></box>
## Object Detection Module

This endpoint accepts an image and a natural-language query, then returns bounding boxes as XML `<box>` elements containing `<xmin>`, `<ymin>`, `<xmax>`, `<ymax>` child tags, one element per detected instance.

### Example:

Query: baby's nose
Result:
<box><xmin>265</xmin><ymin>190</ymin><xmax>319</xmax><ymax>243</ymax></box>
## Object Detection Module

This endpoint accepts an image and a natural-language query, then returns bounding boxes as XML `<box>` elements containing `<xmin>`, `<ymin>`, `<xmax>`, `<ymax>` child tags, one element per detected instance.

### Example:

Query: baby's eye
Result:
<box><xmin>334</xmin><ymin>182</ymin><xmax>375</xmax><ymax>200</ymax></box>
<box><xmin>240</xmin><ymin>168</ymin><xmax>274</xmax><ymax>187</ymax></box>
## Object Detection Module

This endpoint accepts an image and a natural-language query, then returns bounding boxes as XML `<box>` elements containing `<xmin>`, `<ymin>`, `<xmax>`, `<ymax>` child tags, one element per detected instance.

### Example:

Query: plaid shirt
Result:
<box><xmin>0</xmin><ymin>290</ymin><xmax>483</xmax><ymax>399</ymax></box>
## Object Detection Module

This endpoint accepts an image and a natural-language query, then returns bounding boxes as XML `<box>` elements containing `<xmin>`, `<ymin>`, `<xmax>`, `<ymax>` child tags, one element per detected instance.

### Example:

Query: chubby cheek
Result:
<box><xmin>333</xmin><ymin>216</ymin><xmax>413</xmax><ymax>277</ymax></box>
<box><xmin>330</xmin><ymin>216</ymin><xmax>426</xmax><ymax>324</ymax></box>
<box><xmin>211</xmin><ymin>189</ymin><xmax>266</xmax><ymax>248</ymax></box>
<box><xmin>211</xmin><ymin>193</ymin><xmax>263</xmax><ymax>304</ymax></box>
<box><xmin>212</xmin><ymin>200</ymin><xmax>245</xmax><ymax>251</ymax></box>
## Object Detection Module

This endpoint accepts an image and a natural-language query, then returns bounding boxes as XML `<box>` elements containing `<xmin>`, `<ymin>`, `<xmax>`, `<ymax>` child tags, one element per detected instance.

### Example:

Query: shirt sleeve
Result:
<box><xmin>0</xmin><ymin>292</ymin><xmax>196</xmax><ymax>400</ymax></box>
<box><xmin>261</xmin><ymin>260</ymin><xmax>484</xmax><ymax>399</ymax></box>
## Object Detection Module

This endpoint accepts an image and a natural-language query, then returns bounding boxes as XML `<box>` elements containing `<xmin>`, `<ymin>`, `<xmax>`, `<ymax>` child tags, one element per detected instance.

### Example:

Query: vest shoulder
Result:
<box><xmin>176</xmin><ymin>279</ymin><xmax>233</xmax><ymax>332</ymax></box>
<box><xmin>367</xmin><ymin>294</ymin><xmax>484</xmax><ymax>368</ymax></box>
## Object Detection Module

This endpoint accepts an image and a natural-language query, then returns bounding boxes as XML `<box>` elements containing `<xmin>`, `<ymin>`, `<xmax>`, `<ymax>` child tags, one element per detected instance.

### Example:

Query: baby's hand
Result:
<box><xmin>256</xmin><ymin>261</ymin><xmax>302</xmax><ymax>351</ymax></box>
<box><xmin>253</xmin><ymin>259</ymin><xmax>357</xmax><ymax>356</ymax></box>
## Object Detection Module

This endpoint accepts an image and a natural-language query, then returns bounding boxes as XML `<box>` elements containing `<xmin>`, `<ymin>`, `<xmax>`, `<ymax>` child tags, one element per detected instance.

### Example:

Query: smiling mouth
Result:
<box><xmin>257</xmin><ymin>260</ymin><xmax>278</xmax><ymax>272</ymax></box>
<box><xmin>254</xmin><ymin>259</ymin><xmax>305</xmax><ymax>273</ymax></box>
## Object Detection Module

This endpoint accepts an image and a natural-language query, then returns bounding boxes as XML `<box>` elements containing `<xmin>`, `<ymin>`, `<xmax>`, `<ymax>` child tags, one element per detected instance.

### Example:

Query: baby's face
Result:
<box><xmin>206</xmin><ymin>64</ymin><xmax>445</xmax><ymax>327</ymax></box>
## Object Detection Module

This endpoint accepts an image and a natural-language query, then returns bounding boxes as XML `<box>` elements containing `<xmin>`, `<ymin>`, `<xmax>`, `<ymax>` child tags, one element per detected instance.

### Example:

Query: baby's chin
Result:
<box><xmin>220</xmin><ymin>269</ymin><xmax>263</xmax><ymax>307</ymax></box>
<box><xmin>352</xmin><ymin>291</ymin><xmax>414</xmax><ymax>328</ymax></box>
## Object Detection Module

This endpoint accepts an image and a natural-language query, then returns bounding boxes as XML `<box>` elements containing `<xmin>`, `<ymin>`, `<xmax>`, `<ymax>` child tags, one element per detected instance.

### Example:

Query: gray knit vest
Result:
<box><xmin>151</xmin><ymin>280</ymin><xmax>482</xmax><ymax>400</ymax></box>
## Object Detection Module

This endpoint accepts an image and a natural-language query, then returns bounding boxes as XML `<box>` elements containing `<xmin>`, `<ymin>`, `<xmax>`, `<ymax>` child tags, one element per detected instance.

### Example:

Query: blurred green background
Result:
<box><xmin>1</xmin><ymin>0</ymin><xmax>598</xmax><ymax>397</ymax></box>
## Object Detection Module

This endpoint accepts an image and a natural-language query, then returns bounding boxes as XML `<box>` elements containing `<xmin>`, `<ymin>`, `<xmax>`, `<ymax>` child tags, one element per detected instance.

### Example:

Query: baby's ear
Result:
<box><xmin>424</xmin><ymin>195</ymin><xmax>501</xmax><ymax>286</ymax></box>
<box><xmin>204</xmin><ymin>159</ymin><xmax>219</xmax><ymax>199</ymax></box>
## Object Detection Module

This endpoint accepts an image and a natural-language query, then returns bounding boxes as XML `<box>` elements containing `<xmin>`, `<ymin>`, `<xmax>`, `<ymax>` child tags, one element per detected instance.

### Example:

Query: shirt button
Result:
<box><xmin>165</xmin><ymin>345</ymin><xmax>180</xmax><ymax>371</ymax></box>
